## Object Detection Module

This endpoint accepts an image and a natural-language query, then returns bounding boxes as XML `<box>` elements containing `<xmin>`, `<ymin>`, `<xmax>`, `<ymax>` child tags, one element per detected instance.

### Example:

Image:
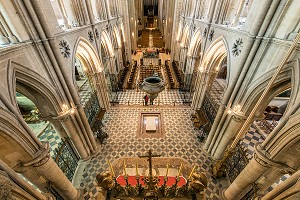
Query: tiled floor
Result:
<box><xmin>38</xmin><ymin>123</ymin><xmax>62</xmax><ymax>158</ymax></box>
<box><xmin>116</xmin><ymin>89</ymin><xmax>191</xmax><ymax>105</ymax></box>
<box><xmin>78</xmin><ymin>106</ymin><xmax>224</xmax><ymax>199</ymax></box>
<box><xmin>240</xmin><ymin>125</ymin><xmax>265</xmax><ymax>160</ymax></box>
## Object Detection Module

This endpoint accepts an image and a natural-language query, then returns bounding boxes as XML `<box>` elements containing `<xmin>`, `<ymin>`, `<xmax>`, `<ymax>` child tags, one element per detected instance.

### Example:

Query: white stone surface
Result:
<box><xmin>145</xmin><ymin>116</ymin><xmax>157</xmax><ymax>132</ymax></box>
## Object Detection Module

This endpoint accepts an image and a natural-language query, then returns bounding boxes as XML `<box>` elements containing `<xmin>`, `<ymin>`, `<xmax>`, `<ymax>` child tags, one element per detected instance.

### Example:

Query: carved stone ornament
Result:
<box><xmin>59</xmin><ymin>40</ymin><xmax>71</xmax><ymax>58</ymax></box>
<box><xmin>208</xmin><ymin>29</ymin><xmax>214</xmax><ymax>41</ymax></box>
<box><xmin>32</xmin><ymin>154</ymin><xmax>50</xmax><ymax>167</ymax></box>
<box><xmin>88</xmin><ymin>31</ymin><xmax>94</xmax><ymax>42</ymax></box>
<box><xmin>203</xmin><ymin>28</ymin><xmax>207</xmax><ymax>38</ymax></box>
<box><xmin>232</xmin><ymin>38</ymin><xmax>243</xmax><ymax>57</ymax></box>
<box><xmin>95</xmin><ymin>28</ymin><xmax>100</xmax><ymax>39</ymax></box>
<box><xmin>0</xmin><ymin>171</ymin><xmax>14</xmax><ymax>200</ymax></box>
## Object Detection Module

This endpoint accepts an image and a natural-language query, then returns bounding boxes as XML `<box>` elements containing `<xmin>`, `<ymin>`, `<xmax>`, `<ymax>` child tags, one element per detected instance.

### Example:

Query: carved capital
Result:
<box><xmin>22</xmin><ymin>143</ymin><xmax>50</xmax><ymax>168</ymax></box>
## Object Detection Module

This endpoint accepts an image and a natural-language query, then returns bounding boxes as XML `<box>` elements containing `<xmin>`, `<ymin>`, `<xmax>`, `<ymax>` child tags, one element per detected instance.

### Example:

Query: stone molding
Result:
<box><xmin>22</xmin><ymin>143</ymin><xmax>50</xmax><ymax>168</ymax></box>
<box><xmin>254</xmin><ymin>144</ymin><xmax>297</xmax><ymax>174</ymax></box>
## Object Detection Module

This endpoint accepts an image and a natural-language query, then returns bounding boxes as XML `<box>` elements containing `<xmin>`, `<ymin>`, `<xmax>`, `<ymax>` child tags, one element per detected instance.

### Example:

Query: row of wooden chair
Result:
<box><xmin>172</xmin><ymin>61</ymin><xmax>184</xmax><ymax>88</ymax></box>
<box><xmin>164</xmin><ymin>62</ymin><xmax>174</xmax><ymax>89</ymax></box>
<box><xmin>127</xmin><ymin>61</ymin><xmax>138</xmax><ymax>88</ymax></box>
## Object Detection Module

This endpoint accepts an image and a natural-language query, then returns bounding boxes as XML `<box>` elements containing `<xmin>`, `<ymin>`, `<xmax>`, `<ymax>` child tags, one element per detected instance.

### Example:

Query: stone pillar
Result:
<box><xmin>0</xmin><ymin>27</ymin><xmax>10</xmax><ymax>45</ymax></box>
<box><xmin>0</xmin><ymin>9</ymin><xmax>18</xmax><ymax>43</ymax></box>
<box><xmin>232</xmin><ymin>0</ymin><xmax>246</xmax><ymax>26</ymax></box>
<box><xmin>57</xmin><ymin>0</ymin><xmax>71</xmax><ymax>28</ymax></box>
<box><xmin>210</xmin><ymin>112</ymin><xmax>246</xmax><ymax>159</ymax></box>
<box><xmin>0</xmin><ymin>160</ymin><xmax>50</xmax><ymax>200</ymax></box>
<box><xmin>85</xmin><ymin>0</ymin><xmax>96</xmax><ymax>24</ymax></box>
<box><xmin>223</xmin><ymin>145</ymin><xmax>269</xmax><ymax>200</ymax></box>
<box><xmin>52</xmin><ymin>111</ymin><xmax>90</xmax><ymax>159</ymax></box>
<box><xmin>19</xmin><ymin>144</ymin><xmax>81</xmax><ymax>200</ymax></box>
<box><xmin>261</xmin><ymin>169</ymin><xmax>300</xmax><ymax>200</ymax></box>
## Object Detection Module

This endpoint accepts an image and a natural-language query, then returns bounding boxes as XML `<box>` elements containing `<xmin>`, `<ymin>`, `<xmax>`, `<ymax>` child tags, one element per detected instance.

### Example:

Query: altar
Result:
<box><xmin>96</xmin><ymin>150</ymin><xmax>207</xmax><ymax>200</ymax></box>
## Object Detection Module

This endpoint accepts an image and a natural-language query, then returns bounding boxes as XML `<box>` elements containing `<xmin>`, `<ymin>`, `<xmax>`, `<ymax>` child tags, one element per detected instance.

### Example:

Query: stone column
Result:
<box><xmin>207</xmin><ymin>0</ymin><xmax>217</xmax><ymax>23</ymax></box>
<box><xmin>0</xmin><ymin>160</ymin><xmax>50</xmax><ymax>200</ymax></box>
<box><xmin>232</xmin><ymin>0</ymin><xmax>246</xmax><ymax>26</ymax></box>
<box><xmin>223</xmin><ymin>145</ymin><xmax>269</xmax><ymax>200</ymax></box>
<box><xmin>84</xmin><ymin>0</ymin><xmax>95</xmax><ymax>24</ymax></box>
<box><xmin>261</xmin><ymin>169</ymin><xmax>300</xmax><ymax>200</ymax></box>
<box><xmin>20</xmin><ymin>144</ymin><xmax>81</xmax><ymax>200</ymax></box>
<box><xmin>57</xmin><ymin>0</ymin><xmax>71</xmax><ymax>28</ymax></box>
<box><xmin>0</xmin><ymin>24</ymin><xmax>10</xmax><ymax>45</ymax></box>
<box><xmin>52</xmin><ymin>113</ymin><xmax>90</xmax><ymax>159</ymax></box>
<box><xmin>0</xmin><ymin>11</ymin><xmax>18</xmax><ymax>43</ymax></box>
<box><xmin>210</xmin><ymin>112</ymin><xmax>246</xmax><ymax>159</ymax></box>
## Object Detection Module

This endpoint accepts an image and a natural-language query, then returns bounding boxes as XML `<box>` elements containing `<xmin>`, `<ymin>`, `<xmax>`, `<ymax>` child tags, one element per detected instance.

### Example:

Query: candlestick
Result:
<box><xmin>108</xmin><ymin>160</ymin><xmax>115</xmax><ymax>177</ymax></box>
<box><xmin>123</xmin><ymin>160</ymin><xmax>127</xmax><ymax>175</ymax></box>
<box><xmin>178</xmin><ymin>163</ymin><xmax>183</xmax><ymax>176</ymax></box>
<box><xmin>165</xmin><ymin>164</ymin><xmax>169</xmax><ymax>177</ymax></box>
<box><xmin>188</xmin><ymin>166</ymin><xmax>196</xmax><ymax>179</ymax></box>
<box><xmin>136</xmin><ymin>160</ymin><xmax>139</xmax><ymax>175</ymax></box>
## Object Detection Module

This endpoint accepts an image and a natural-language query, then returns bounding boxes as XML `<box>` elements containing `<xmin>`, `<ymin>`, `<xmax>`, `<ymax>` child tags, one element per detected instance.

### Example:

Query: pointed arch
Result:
<box><xmin>7</xmin><ymin>61</ymin><xmax>63</xmax><ymax>117</ymax></box>
<box><xmin>201</xmin><ymin>37</ymin><xmax>230</xmax><ymax>82</ymax></box>
<box><xmin>241</xmin><ymin>60</ymin><xmax>299</xmax><ymax>116</ymax></box>
<box><xmin>73</xmin><ymin>37</ymin><xmax>104</xmax><ymax>76</ymax></box>
<box><xmin>113</xmin><ymin>25</ymin><xmax>122</xmax><ymax>48</ymax></box>
<box><xmin>101</xmin><ymin>30</ymin><xmax>115</xmax><ymax>57</ymax></box>
<box><xmin>0</xmin><ymin>108</ymin><xmax>39</xmax><ymax>168</ymax></box>
<box><xmin>180</xmin><ymin>24</ymin><xmax>190</xmax><ymax>47</ymax></box>
<box><xmin>187</xmin><ymin>28</ymin><xmax>202</xmax><ymax>57</ymax></box>
<box><xmin>176</xmin><ymin>20</ymin><xmax>183</xmax><ymax>41</ymax></box>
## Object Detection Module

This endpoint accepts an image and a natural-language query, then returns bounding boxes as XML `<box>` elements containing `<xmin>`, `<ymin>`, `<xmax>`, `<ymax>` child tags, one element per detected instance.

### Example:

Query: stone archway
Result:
<box><xmin>192</xmin><ymin>37</ymin><xmax>229</xmax><ymax>112</ymax></box>
<box><xmin>73</xmin><ymin>38</ymin><xmax>110</xmax><ymax>125</ymax></box>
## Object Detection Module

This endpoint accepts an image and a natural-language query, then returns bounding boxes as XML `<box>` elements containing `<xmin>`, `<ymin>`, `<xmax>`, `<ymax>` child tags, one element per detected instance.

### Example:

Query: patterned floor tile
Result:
<box><xmin>78</xmin><ymin>106</ymin><xmax>223</xmax><ymax>200</ymax></box>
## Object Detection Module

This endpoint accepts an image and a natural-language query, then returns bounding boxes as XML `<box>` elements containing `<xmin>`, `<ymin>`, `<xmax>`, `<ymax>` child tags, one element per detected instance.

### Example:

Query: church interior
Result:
<box><xmin>0</xmin><ymin>0</ymin><xmax>299</xmax><ymax>199</ymax></box>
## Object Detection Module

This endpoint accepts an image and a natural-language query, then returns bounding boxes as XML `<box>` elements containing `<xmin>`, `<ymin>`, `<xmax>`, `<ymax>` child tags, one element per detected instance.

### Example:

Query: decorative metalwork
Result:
<box><xmin>53</xmin><ymin>138</ymin><xmax>80</xmax><ymax>181</ymax></box>
<box><xmin>45</xmin><ymin>181</ymin><xmax>64</xmax><ymax>200</ymax></box>
<box><xmin>224</xmin><ymin>143</ymin><xmax>249</xmax><ymax>183</ymax></box>
<box><xmin>232</xmin><ymin>38</ymin><xmax>243</xmax><ymax>57</ymax></box>
<box><xmin>83</xmin><ymin>92</ymin><xmax>100</xmax><ymax>125</ymax></box>
<box><xmin>208</xmin><ymin>29</ymin><xmax>214</xmax><ymax>41</ymax></box>
<box><xmin>202</xmin><ymin>93</ymin><xmax>218</xmax><ymax>125</ymax></box>
<box><xmin>59</xmin><ymin>40</ymin><xmax>71</xmax><ymax>58</ymax></box>
<box><xmin>97</xmin><ymin>150</ymin><xmax>208</xmax><ymax>199</ymax></box>
<box><xmin>88</xmin><ymin>31</ymin><xmax>94</xmax><ymax>42</ymax></box>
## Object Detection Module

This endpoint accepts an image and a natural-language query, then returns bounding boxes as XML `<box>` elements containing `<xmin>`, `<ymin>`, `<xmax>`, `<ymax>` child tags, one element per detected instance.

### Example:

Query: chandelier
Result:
<box><xmin>96</xmin><ymin>150</ymin><xmax>207</xmax><ymax>199</ymax></box>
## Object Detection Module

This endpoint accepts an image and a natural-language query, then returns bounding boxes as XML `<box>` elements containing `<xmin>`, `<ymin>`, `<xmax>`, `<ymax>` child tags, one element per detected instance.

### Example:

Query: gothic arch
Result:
<box><xmin>180</xmin><ymin>24</ymin><xmax>191</xmax><ymax>48</ymax></box>
<box><xmin>0</xmin><ymin>107</ymin><xmax>39</xmax><ymax>168</ymax></box>
<box><xmin>100</xmin><ymin>30</ymin><xmax>115</xmax><ymax>57</ymax></box>
<box><xmin>73</xmin><ymin>37</ymin><xmax>104</xmax><ymax>77</ymax></box>
<box><xmin>202</xmin><ymin>37</ymin><xmax>230</xmax><ymax>83</ymax></box>
<box><xmin>113</xmin><ymin>25</ymin><xmax>122</xmax><ymax>48</ymax></box>
<box><xmin>241</xmin><ymin>60</ymin><xmax>299</xmax><ymax>116</ymax></box>
<box><xmin>7</xmin><ymin>61</ymin><xmax>63</xmax><ymax>117</ymax></box>
<box><xmin>187</xmin><ymin>28</ymin><xmax>202</xmax><ymax>57</ymax></box>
